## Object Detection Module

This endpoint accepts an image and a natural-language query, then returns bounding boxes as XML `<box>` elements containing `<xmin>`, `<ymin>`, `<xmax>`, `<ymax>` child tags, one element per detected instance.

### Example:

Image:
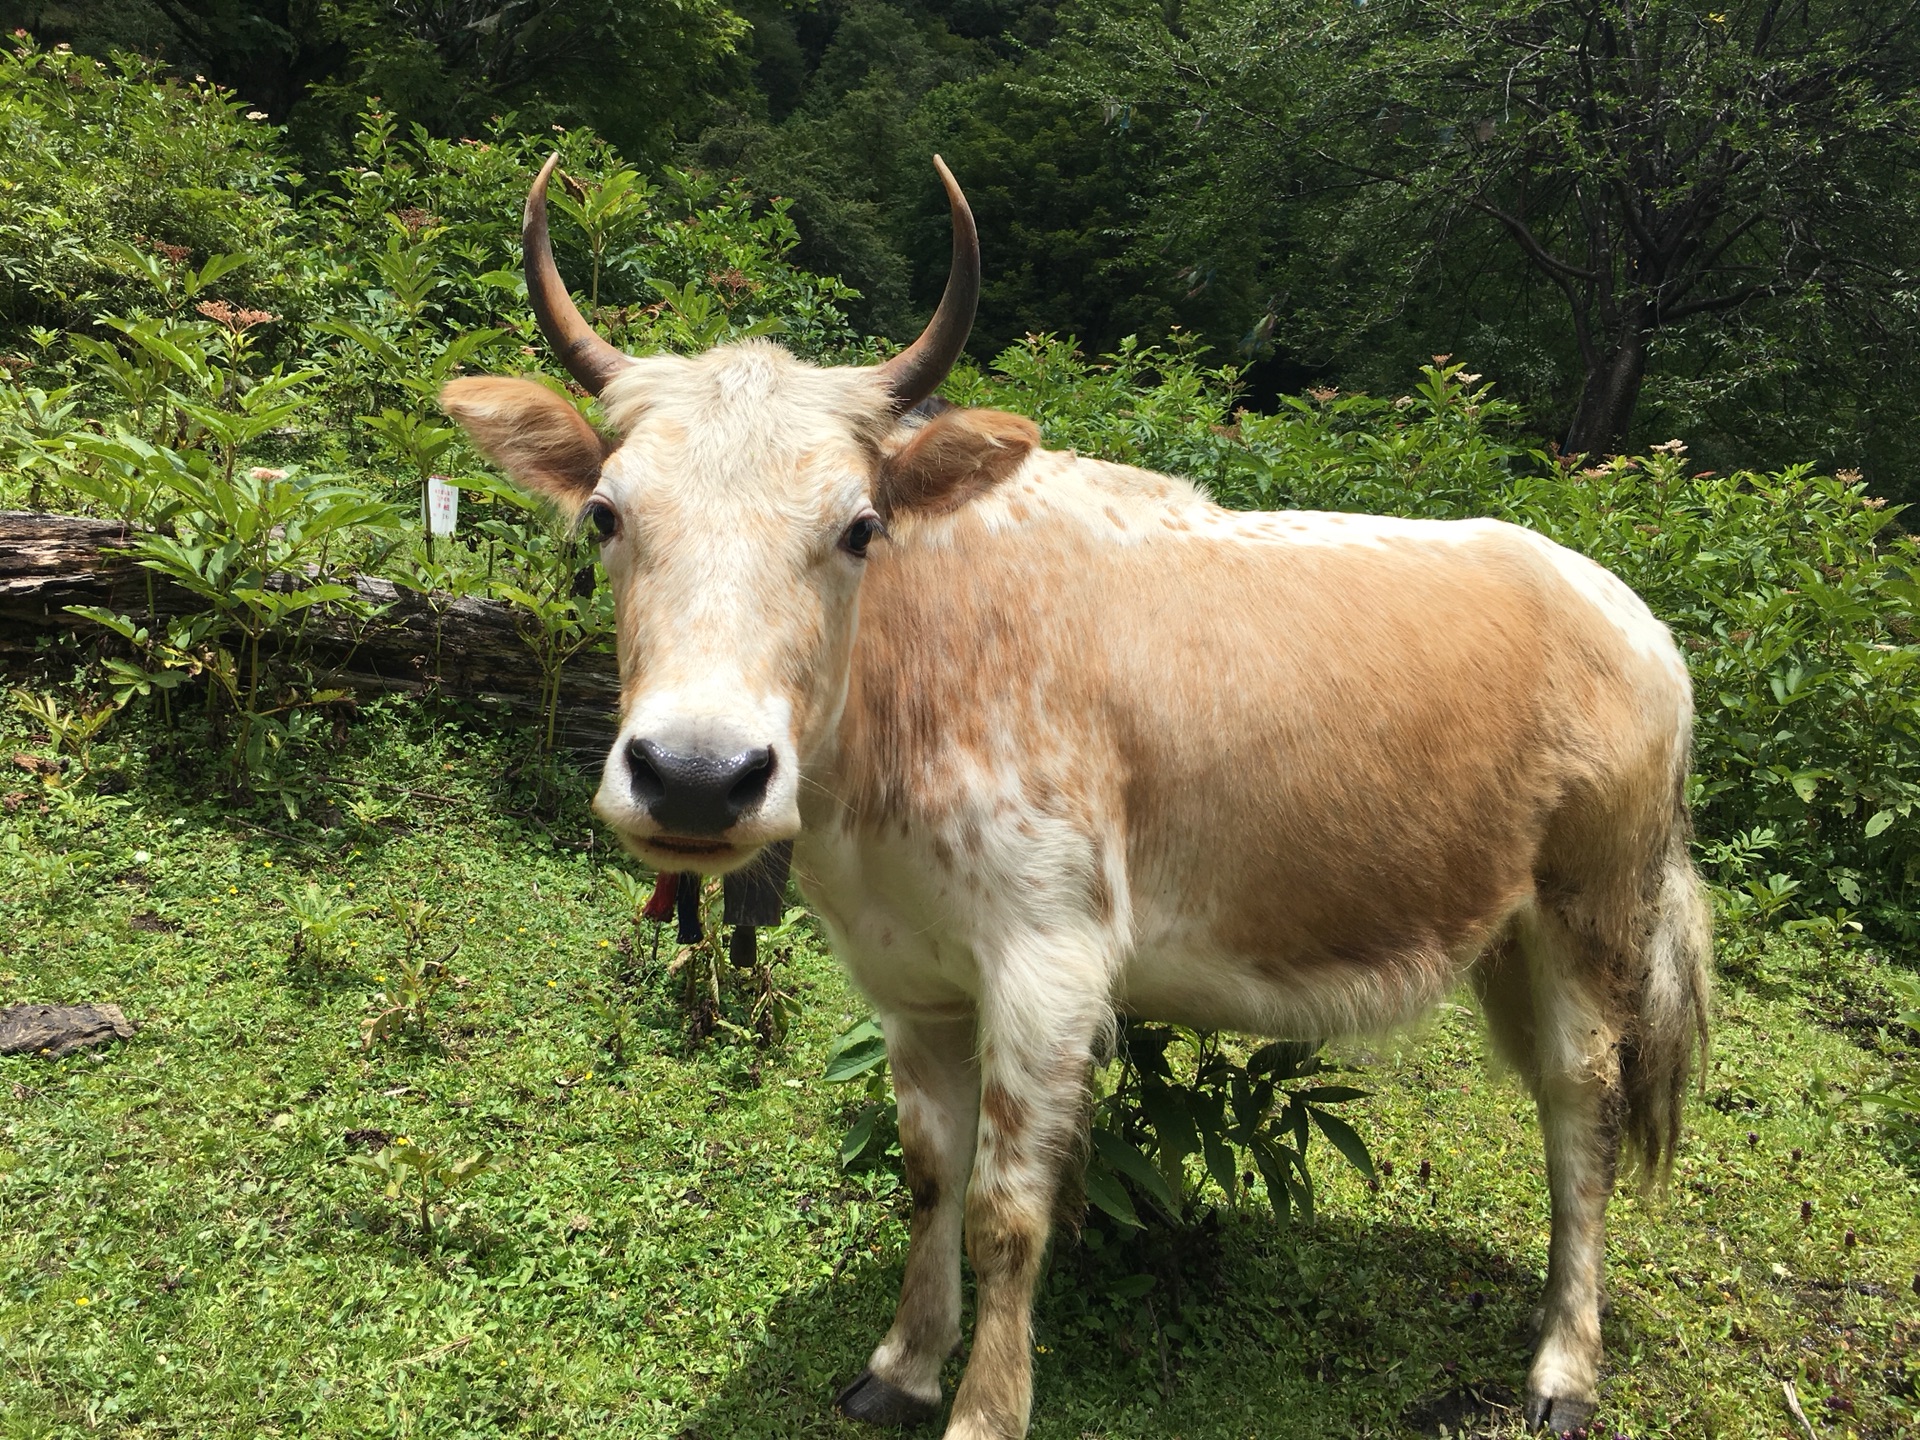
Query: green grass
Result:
<box><xmin>2</xmin><ymin>695</ymin><xmax>1916</xmax><ymax>1438</ymax></box>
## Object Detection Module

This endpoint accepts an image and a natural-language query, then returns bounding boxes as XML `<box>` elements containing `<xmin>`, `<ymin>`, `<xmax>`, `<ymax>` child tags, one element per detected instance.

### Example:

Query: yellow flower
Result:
<box><xmin>374</xmin><ymin>974</ymin><xmax>385</xmax><ymax>982</ymax></box>
<box><xmin>546</xmin><ymin>980</ymin><xmax>556</xmax><ymax>988</ymax></box>
<box><xmin>263</xmin><ymin>860</ymin><xmax>273</xmax><ymax>868</ymax></box>
<box><xmin>74</xmin><ymin>1296</ymin><xmax>90</xmax><ymax>1306</ymax></box>
<box><xmin>394</xmin><ymin>1136</ymin><xmax>410</xmax><ymax>1145</ymax></box>
<box><xmin>228</xmin><ymin>886</ymin><xmax>238</xmax><ymax>894</ymax></box>
<box><xmin>599</xmin><ymin>940</ymin><xmax>610</xmax><ymax>948</ymax></box>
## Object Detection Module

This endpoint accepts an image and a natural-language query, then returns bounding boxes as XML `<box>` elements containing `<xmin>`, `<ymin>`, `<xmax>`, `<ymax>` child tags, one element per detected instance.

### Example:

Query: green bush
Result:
<box><xmin>961</xmin><ymin>344</ymin><xmax>1920</xmax><ymax>937</ymax></box>
<box><xmin>0</xmin><ymin>35</ymin><xmax>867</xmax><ymax>802</ymax></box>
<box><xmin>0</xmin><ymin>41</ymin><xmax>300</xmax><ymax>336</ymax></box>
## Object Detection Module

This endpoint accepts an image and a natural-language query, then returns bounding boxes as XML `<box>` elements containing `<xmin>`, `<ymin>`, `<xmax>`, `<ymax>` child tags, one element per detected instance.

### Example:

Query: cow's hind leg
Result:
<box><xmin>1480</xmin><ymin>903</ymin><xmax>1619</xmax><ymax>1437</ymax></box>
<box><xmin>839</xmin><ymin>1011</ymin><xmax>980</xmax><ymax>1426</ymax></box>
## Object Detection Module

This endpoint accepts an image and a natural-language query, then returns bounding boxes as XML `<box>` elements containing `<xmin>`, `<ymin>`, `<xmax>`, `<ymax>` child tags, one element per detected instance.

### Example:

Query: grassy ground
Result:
<box><xmin>2</xmin><ymin>696</ymin><xmax>1917</xmax><ymax>1439</ymax></box>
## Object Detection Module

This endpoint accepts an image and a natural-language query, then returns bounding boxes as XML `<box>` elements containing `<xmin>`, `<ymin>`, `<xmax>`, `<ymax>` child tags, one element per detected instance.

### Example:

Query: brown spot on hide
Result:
<box><xmin>966</xmin><ymin>1215</ymin><xmax>1035</xmax><ymax>1282</ymax></box>
<box><xmin>909</xmin><ymin>1168</ymin><xmax>940</xmax><ymax>1214</ymax></box>
<box><xmin>981</xmin><ymin>1082</ymin><xmax>1029</xmax><ymax>1139</ymax></box>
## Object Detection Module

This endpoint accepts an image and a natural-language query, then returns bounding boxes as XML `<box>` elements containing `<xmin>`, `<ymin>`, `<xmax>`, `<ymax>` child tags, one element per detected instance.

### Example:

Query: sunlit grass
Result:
<box><xmin>2</xmin><ymin>697</ymin><xmax>1915</xmax><ymax>1438</ymax></box>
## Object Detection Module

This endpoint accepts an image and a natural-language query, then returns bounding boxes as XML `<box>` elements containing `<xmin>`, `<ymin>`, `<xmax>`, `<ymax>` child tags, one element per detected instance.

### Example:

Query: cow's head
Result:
<box><xmin>442</xmin><ymin>156</ymin><xmax>1034</xmax><ymax>874</ymax></box>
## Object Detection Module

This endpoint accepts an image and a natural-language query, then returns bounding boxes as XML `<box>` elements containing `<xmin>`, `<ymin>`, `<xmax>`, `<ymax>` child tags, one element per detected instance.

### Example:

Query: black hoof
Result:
<box><xmin>835</xmin><ymin>1369</ymin><xmax>940</xmax><ymax>1428</ymax></box>
<box><xmin>1523</xmin><ymin>1392</ymin><xmax>1597</xmax><ymax>1437</ymax></box>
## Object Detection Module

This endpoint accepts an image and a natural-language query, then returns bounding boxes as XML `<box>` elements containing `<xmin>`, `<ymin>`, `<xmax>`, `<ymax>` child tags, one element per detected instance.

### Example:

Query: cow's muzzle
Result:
<box><xmin>626</xmin><ymin>738</ymin><xmax>774</xmax><ymax>836</ymax></box>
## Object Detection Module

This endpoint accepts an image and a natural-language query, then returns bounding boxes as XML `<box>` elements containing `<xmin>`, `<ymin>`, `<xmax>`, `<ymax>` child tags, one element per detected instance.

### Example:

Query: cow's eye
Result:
<box><xmin>583</xmin><ymin>499</ymin><xmax>618</xmax><ymax>542</ymax></box>
<box><xmin>840</xmin><ymin>512</ymin><xmax>885</xmax><ymax>559</ymax></box>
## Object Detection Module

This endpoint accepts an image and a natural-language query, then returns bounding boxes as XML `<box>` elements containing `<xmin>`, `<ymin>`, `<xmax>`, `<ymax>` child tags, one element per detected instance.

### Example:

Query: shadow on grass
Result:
<box><xmin>676</xmin><ymin>1212</ymin><xmax>1580</xmax><ymax>1440</ymax></box>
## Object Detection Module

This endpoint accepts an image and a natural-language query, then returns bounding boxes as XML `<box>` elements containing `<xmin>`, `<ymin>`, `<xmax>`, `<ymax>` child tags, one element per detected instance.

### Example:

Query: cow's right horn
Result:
<box><xmin>524</xmin><ymin>154</ymin><xmax>632</xmax><ymax>395</ymax></box>
<box><xmin>875</xmin><ymin>156</ymin><xmax>980</xmax><ymax>414</ymax></box>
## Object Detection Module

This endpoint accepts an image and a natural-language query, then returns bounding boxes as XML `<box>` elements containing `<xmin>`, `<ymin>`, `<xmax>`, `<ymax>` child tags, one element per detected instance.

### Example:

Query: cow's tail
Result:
<box><xmin>1621</xmin><ymin>833</ymin><xmax>1713</xmax><ymax>1185</ymax></box>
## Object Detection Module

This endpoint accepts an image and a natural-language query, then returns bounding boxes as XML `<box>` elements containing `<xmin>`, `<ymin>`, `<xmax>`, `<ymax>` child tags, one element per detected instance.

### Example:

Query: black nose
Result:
<box><xmin>626</xmin><ymin>739</ymin><xmax>774</xmax><ymax>835</ymax></box>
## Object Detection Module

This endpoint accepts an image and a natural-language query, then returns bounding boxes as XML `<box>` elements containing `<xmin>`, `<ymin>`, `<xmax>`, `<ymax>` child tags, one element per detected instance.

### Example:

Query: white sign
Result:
<box><xmin>426</xmin><ymin>475</ymin><xmax>459</xmax><ymax>536</ymax></box>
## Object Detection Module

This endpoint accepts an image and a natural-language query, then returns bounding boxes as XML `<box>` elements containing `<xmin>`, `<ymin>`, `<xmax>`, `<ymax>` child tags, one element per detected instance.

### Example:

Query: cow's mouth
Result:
<box><xmin>646</xmin><ymin>835</ymin><xmax>737</xmax><ymax>859</ymax></box>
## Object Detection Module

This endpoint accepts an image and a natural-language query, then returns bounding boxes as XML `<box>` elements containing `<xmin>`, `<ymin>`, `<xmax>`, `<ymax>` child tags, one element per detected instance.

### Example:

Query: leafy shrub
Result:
<box><xmin>308</xmin><ymin>107</ymin><xmax>861</xmax><ymax>428</ymax></box>
<box><xmin>0</xmin><ymin>53</ymin><xmax>868</xmax><ymax>809</ymax></box>
<box><xmin>0</xmin><ymin>40</ymin><xmax>300</xmax><ymax>335</ymax></box>
<box><xmin>1087</xmin><ymin>1025</ymin><xmax>1373</xmax><ymax>1230</ymax></box>
<box><xmin>52</xmin><ymin>314</ymin><xmax>401</xmax><ymax>800</ymax></box>
<box><xmin>824</xmin><ymin>1016</ymin><xmax>1374</xmax><ymax>1229</ymax></box>
<box><xmin>946</xmin><ymin>331</ymin><xmax>1246</xmax><ymax>494</ymax></box>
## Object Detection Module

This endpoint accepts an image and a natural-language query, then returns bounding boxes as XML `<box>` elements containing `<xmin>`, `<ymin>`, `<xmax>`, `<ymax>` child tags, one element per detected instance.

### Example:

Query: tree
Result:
<box><xmin>1070</xmin><ymin>0</ymin><xmax>1920</xmax><ymax>459</ymax></box>
<box><xmin>693</xmin><ymin>0</ymin><xmax>1180</xmax><ymax>351</ymax></box>
<box><xmin>1</xmin><ymin>0</ymin><xmax>748</xmax><ymax>164</ymax></box>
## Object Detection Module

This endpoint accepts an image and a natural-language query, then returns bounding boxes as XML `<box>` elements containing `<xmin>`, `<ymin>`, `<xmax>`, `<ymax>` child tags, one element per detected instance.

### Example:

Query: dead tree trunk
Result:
<box><xmin>0</xmin><ymin>511</ymin><xmax>621</xmax><ymax>756</ymax></box>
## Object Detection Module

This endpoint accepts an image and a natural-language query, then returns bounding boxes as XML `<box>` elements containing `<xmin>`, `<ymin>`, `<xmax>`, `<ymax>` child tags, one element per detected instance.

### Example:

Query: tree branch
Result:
<box><xmin>1659</xmin><ymin>282</ymin><xmax>1777</xmax><ymax>323</ymax></box>
<box><xmin>1466</xmin><ymin>196</ymin><xmax>1599</xmax><ymax>284</ymax></box>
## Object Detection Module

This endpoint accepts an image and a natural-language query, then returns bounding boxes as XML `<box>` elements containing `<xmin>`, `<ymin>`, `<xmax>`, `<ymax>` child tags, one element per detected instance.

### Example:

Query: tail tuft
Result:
<box><xmin>1621</xmin><ymin>853</ymin><xmax>1712</xmax><ymax>1185</ymax></box>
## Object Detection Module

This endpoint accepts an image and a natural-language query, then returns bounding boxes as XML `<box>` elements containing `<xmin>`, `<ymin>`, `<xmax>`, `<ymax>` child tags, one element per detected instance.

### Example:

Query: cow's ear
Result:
<box><xmin>440</xmin><ymin>376</ymin><xmax>612</xmax><ymax>515</ymax></box>
<box><xmin>876</xmin><ymin>407</ymin><xmax>1040</xmax><ymax>520</ymax></box>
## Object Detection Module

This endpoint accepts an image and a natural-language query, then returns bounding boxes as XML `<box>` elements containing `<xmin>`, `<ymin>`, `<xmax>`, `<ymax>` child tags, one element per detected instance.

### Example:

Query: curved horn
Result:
<box><xmin>524</xmin><ymin>154</ymin><xmax>632</xmax><ymax>395</ymax></box>
<box><xmin>876</xmin><ymin>156</ymin><xmax>979</xmax><ymax>413</ymax></box>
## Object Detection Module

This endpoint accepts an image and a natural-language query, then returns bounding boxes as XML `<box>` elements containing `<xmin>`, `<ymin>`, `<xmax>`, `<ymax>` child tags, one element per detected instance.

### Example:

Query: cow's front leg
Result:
<box><xmin>946</xmin><ymin>966</ymin><xmax>1107</xmax><ymax>1440</ymax></box>
<box><xmin>839</xmin><ymin>1011</ymin><xmax>980</xmax><ymax>1426</ymax></box>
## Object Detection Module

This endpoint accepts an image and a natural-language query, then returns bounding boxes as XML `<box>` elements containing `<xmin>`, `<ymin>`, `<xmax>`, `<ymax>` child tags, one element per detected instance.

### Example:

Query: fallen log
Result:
<box><xmin>0</xmin><ymin>510</ymin><xmax>620</xmax><ymax>756</ymax></box>
<box><xmin>0</xmin><ymin>1003</ymin><xmax>135</xmax><ymax>1059</ymax></box>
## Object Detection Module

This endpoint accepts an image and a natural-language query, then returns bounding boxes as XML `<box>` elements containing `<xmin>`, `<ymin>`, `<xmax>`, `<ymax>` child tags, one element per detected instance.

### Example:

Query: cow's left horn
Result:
<box><xmin>524</xmin><ymin>154</ymin><xmax>632</xmax><ymax>395</ymax></box>
<box><xmin>876</xmin><ymin>156</ymin><xmax>979</xmax><ymax>414</ymax></box>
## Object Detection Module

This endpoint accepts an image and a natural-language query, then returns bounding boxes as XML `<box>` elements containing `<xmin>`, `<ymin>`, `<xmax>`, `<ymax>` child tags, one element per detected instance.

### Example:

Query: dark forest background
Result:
<box><xmin>6</xmin><ymin>0</ymin><xmax>1919</xmax><ymax>494</ymax></box>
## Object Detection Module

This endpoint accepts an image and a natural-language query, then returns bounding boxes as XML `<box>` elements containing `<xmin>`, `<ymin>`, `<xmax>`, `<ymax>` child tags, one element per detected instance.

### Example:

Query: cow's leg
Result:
<box><xmin>1514</xmin><ymin>904</ymin><xmax>1622</xmax><ymax>1437</ymax></box>
<box><xmin>839</xmin><ymin>1011</ymin><xmax>980</xmax><ymax>1427</ymax></box>
<box><xmin>945</xmin><ymin>951</ymin><xmax>1108</xmax><ymax>1440</ymax></box>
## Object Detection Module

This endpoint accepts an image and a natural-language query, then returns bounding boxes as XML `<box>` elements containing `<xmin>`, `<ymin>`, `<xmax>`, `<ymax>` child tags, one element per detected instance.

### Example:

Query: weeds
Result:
<box><xmin>360</xmin><ymin>950</ymin><xmax>454</xmax><ymax>1051</ymax></box>
<box><xmin>360</xmin><ymin>895</ymin><xmax>456</xmax><ymax>1049</ymax></box>
<box><xmin>10</xmin><ymin>687</ymin><xmax>118</xmax><ymax>782</ymax></box>
<box><xmin>346</xmin><ymin>1139</ymin><xmax>497</xmax><ymax>1248</ymax></box>
<box><xmin>280</xmin><ymin>881</ymin><xmax>365</xmax><ymax>973</ymax></box>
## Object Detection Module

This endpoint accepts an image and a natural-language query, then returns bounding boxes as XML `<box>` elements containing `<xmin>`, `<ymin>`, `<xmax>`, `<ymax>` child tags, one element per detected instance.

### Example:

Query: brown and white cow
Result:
<box><xmin>443</xmin><ymin>156</ymin><xmax>1710</xmax><ymax>1439</ymax></box>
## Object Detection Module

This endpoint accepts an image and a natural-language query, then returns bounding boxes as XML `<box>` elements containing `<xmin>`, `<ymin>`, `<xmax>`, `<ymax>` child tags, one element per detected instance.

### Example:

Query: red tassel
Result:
<box><xmin>641</xmin><ymin>872</ymin><xmax>679</xmax><ymax>921</ymax></box>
